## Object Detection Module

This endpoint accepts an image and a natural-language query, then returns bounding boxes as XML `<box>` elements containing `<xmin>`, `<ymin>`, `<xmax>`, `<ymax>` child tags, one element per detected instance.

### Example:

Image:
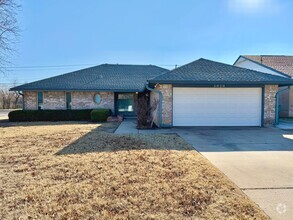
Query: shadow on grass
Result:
<box><xmin>56</xmin><ymin>126</ymin><xmax>191</xmax><ymax>155</ymax></box>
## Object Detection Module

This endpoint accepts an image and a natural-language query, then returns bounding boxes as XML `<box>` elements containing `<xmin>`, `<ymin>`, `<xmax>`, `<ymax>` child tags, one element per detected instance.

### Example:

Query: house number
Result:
<box><xmin>214</xmin><ymin>84</ymin><xmax>225</xmax><ymax>88</ymax></box>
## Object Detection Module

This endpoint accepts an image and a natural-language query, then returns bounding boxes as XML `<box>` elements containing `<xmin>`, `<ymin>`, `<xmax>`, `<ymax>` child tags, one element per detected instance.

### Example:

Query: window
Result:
<box><xmin>37</xmin><ymin>92</ymin><xmax>43</xmax><ymax>110</ymax></box>
<box><xmin>116</xmin><ymin>93</ymin><xmax>136</xmax><ymax>117</ymax></box>
<box><xmin>66</xmin><ymin>92</ymin><xmax>71</xmax><ymax>110</ymax></box>
<box><xmin>94</xmin><ymin>93</ymin><xmax>101</xmax><ymax>104</ymax></box>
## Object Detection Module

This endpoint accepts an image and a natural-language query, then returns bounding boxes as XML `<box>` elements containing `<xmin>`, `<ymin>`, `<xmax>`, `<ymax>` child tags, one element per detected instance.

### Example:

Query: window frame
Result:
<box><xmin>94</xmin><ymin>93</ymin><xmax>101</xmax><ymax>104</ymax></box>
<box><xmin>37</xmin><ymin>91</ymin><xmax>43</xmax><ymax>110</ymax></box>
<box><xmin>66</xmin><ymin>92</ymin><xmax>72</xmax><ymax>110</ymax></box>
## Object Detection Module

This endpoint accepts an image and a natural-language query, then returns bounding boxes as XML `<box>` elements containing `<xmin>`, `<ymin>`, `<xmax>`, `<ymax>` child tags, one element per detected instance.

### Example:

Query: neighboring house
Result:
<box><xmin>234</xmin><ymin>55</ymin><xmax>293</xmax><ymax>117</ymax></box>
<box><xmin>10</xmin><ymin>58</ymin><xmax>293</xmax><ymax>127</ymax></box>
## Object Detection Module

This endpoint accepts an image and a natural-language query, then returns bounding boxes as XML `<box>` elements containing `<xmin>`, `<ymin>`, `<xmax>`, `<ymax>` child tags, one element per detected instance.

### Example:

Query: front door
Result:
<box><xmin>115</xmin><ymin>93</ymin><xmax>137</xmax><ymax>117</ymax></box>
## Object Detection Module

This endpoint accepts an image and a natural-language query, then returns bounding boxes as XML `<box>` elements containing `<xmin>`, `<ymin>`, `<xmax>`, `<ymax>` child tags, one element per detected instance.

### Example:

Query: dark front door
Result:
<box><xmin>115</xmin><ymin>93</ymin><xmax>137</xmax><ymax>117</ymax></box>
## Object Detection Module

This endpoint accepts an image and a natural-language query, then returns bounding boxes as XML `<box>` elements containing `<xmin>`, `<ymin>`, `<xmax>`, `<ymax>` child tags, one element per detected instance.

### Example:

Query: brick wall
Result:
<box><xmin>43</xmin><ymin>92</ymin><xmax>66</xmax><ymax>110</ymax></box>
<box><xmin>151</xmin><ymin>84</ymin><xmax>173</xmax><ymax>127</ymax></box>
<box><xmin>161</xmin><ymin>84</ymin><xmax>173</xmax><ymax>126</ymax></box>
<box><xmin>24</xmin><ymin>91</ymin><xmax>37</xmax><ymax>110</ymax></box>
<box><xmin>24</xmin><ymin>91</ymin><xmax>115</xmax><ymax>112</ymax></box>
<box><xmin>71</xmin><ymin>92</ymin><xmax>115</xmax><ymax>113</ymax></box>
<box><xmin>264</xmin><ymin>85</ymin><xmax>278</xmax><ymax>126</ymax></box>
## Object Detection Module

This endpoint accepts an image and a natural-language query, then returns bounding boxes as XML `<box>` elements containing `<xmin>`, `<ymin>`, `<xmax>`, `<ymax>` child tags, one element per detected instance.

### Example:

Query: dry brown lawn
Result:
<box><xmin>0</xmin><ymin>121</ymin><xmax>268</xmax><ymax>219</ymax></box>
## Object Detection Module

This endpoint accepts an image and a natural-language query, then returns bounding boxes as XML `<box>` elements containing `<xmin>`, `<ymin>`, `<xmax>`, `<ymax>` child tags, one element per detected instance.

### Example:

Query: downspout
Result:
<box><xmin>146</xmin><ymin>82</ymin><xmax>162</xmax><ymax>128</ymax></box>
<box><xmin>275</xmin><ymin>87</ymin><xmax>289</xmax><ymax>125</ymax></box>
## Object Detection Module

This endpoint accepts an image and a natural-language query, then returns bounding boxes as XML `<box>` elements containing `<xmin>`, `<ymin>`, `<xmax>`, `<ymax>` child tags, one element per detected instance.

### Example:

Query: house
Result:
<box><xmin>10</xmin><ymin>58</ymin><xmax>293</xmax><ymax>127</ymax></box>
<box><xmin>234</xmin><ymin>55</ymin><xmax>293</xmax><ymax>118</ymax></box>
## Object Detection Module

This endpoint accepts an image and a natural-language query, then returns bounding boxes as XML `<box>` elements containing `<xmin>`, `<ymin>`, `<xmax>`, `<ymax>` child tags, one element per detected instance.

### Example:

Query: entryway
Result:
<box><xmin>115</xmin><ymin>93</ymin><xmax>137</xmax><ymax>118</ymax></box>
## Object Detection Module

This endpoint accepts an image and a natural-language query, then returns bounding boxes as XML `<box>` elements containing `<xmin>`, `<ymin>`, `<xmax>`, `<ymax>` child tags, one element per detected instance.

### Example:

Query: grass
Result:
<box><xmin>0</xmin><ymin>121</ymin><xmax>268</xmax><ymax>219</ymax></box>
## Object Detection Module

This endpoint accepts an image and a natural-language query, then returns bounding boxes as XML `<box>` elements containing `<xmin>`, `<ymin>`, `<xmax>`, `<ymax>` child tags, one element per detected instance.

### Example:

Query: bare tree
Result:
<box><xmin>0</xmin><ymin>86</ymin><xmax>13</xmax><ymax>108</ymax></box>
<box><xmin>0</xmin><ymin>87</ymin><xmax>21</xmax><ymax>109</ymax></box>
<box><xmin>0</xmin><ymin>80</ymin><xmax>21</xmax><ymax>109</ymax></box>
<box><xmin>0</xmin><ymin>0</ymin><xmax>19</xmax><ymax>73</ymax></box>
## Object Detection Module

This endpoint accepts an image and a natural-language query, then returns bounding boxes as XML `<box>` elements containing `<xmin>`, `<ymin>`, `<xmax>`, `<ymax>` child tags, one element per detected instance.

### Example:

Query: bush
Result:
<box><xmin>136</xmin><ymin>92</ymin><xmax>153</xmax><ymax>129</ymax></box>
<box><xmin>8</xmin><ymin>110</ymin><xmax>92</xmax><ymax>122</ymax></box>
<box><xmin>90</xmin><ymin>109</ymin><xmax>111</xmax><ymax>122</ymax></box>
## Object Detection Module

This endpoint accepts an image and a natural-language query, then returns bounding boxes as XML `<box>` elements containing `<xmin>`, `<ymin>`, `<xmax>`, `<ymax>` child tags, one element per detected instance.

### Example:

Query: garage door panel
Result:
<box><xmin>173</xmin><ymin>88</ymin><xmax>261</xmax><ymax>126</ymax></box>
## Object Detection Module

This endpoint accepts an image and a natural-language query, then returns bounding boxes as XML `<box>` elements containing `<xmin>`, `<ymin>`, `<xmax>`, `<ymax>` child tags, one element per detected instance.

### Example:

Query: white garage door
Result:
<box><xmin>173</xmin><ymin>87</ymin><xmax>262</xmax><ymax>126</ymax></box>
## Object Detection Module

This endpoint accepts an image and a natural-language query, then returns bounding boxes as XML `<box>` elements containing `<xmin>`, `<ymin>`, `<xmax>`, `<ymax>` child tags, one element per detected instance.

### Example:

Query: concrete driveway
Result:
<box><xmin>174</xmin><ymin>127</ymin><xmax>293</xmax><ymax>220</ymax></box>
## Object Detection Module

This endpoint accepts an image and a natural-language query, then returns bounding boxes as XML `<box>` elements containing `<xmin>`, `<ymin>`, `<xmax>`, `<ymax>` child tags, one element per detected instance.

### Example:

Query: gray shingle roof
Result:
<box><xmin>10</xmin><ymin>64</ymin><xmax>168</xmax><ymax>92</ymax></box>
<box><xmin>149</xmin><ymin>58</ymin><xmax>293</xmax><ymax>85</ymax></box>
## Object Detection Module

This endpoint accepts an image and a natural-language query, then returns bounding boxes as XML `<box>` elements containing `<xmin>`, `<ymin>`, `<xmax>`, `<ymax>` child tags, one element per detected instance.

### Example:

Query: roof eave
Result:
<box><xmin>148</xmin><ymin>80</ymin><xmax>293</xmax><ymax>86</ymax></box>
<box><xmin>9</xmin><ymin>88</ymin><xmax>146</xmax><ymax>92</ymax></box>
<box><xmin>233</xmin><ymin>56</ymin><xmax>242</xmax><ymax>66</ymax></box>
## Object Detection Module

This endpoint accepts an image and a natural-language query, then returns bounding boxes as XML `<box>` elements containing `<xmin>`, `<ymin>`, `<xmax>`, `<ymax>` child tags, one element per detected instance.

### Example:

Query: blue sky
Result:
<box><xmin>2</xmin><ymin>0</ymin><xmax>293</xmax><ymax>84</ymax></box>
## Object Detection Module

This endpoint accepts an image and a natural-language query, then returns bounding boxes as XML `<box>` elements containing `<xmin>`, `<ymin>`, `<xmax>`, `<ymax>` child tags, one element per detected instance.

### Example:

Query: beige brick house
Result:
<box><xmin>10</xmin><ymin>58</ymin><xmax>293</xmax><ymax>127</ymax></box>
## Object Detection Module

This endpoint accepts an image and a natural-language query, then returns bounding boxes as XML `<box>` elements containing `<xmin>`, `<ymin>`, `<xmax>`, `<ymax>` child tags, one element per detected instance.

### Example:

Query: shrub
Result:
<box><xmin>136</xmin><ymin>92</ymin><xmax>153</xmax><ymax>129</ymax></box>
<box><xmin>8</xmin><ymin>110</ymin><xmax>92</xmax><ymax>122</ymax></box>
<box><xmin>90</xmin><ymin>109</ymin><xmax>111</xmax><ymax>122</ymax></box>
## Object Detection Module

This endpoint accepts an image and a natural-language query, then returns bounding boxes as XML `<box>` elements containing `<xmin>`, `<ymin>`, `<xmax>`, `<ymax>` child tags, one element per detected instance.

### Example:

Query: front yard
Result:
<box><xmin>0</xmin><ymin>121</ymin><xmax>268</xmax><ymax>219</ymax></box>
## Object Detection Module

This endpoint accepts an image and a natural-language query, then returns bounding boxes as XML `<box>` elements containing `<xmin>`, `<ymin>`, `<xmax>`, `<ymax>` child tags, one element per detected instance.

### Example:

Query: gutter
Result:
<box><xmin>275</xmin><ymin>87</ymin><xmax>289</xmax><ymax>125</ymax></box>
<box><xmin>145</xmin><ymin>82</ymin><xmax>162</xmax><ymax>128</ymax></box>
<box><xmin>148</xmin><ymin>80</ymin><xmax>293</xmax><ymax>86</ymax></box>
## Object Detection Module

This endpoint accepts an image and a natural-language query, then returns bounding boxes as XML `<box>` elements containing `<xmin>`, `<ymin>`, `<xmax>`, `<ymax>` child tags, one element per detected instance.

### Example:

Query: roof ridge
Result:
<box><xmin>102</xmin><ymin>63</ymin><xmax>157</xmax><ymax>66</ymax></box>
<box><xmin>101</xmin><ymin>63</ymin><xmax>168</xmax><ymax>70</ymax></box>
<box><xmin>150</xmin><ymin>58</ymin><xmax>293</xmax><ymax>84</ymax></box>
<box><xmin>10</xmin><ymin>63</ymin><xmax>169</xmax><ymax>91</ymax></box>
<box><xmin>148</xmin><ymin>58</ymin><xmax>203</xmax><ymax>81</ymax></box>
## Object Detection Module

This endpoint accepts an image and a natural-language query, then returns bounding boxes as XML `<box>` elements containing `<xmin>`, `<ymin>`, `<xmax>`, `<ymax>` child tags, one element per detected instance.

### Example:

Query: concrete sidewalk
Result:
<box><xmin>115</xmin><ymin>119</ymin><xmax>173</xmax><ymax>134</ymax></box>
<box><xmin>115</xmin><ymin>119</ymin><xmax>139</xmax><ymax>134</ymax></box>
